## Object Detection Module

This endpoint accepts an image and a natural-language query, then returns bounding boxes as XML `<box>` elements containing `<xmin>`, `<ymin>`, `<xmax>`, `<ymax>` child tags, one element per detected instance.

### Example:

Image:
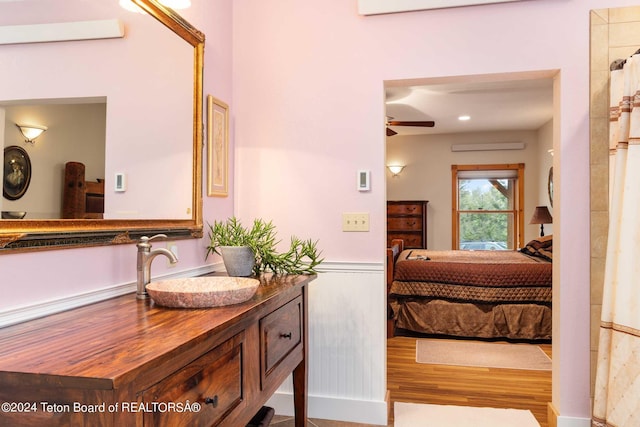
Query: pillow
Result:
<box><xmin>520</xmin><ymin>235</ymin><xmax>553</xmax><ymax>261</ymax></box>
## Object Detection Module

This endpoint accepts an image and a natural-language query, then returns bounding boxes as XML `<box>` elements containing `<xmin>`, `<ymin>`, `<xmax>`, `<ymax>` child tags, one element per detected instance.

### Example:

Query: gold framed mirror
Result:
<box><xmin>0</xmin><ymin>0</ymin><xmax>204</xmax><ymax>252</ymax></box>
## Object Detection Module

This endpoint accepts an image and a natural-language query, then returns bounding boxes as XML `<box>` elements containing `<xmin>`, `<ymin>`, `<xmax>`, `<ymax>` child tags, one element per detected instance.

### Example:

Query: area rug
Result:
<box><xmin>415</xmin><ymin>339</ymin><xmax>551</xmax><ymax>370</ymax></box>
<box><xmin>394</xmin><ymin>402</ymin><xmax>540</xmax><ymax>427</ymax></box>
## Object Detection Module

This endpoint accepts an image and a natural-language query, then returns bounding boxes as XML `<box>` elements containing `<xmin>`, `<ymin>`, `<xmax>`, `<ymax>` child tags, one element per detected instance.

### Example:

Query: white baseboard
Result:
<box><xmin>0</xmin><ymin>264</ymin><xmax>218</xmax><ymax>328</ymax></box>
<box><xmin>266</xmin><ymin>391</ymin><xmax>388</xmax><ymax>426</ymax></box>
<box><xmin>557</xmin><ymin>415</ymin><xmax>591</xmax><ymax>427</ymax></box>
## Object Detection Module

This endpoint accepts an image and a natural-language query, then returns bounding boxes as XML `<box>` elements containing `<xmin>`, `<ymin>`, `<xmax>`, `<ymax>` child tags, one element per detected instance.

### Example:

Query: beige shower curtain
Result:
<box><xmin>592</xmin><ymin>54</ymin><xmax>640</xmax><ymax>427</ymax></box>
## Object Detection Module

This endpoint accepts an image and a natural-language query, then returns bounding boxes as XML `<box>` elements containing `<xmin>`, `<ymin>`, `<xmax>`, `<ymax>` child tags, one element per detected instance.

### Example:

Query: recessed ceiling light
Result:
<box><xmin>458</xmin><ymin>115</ymin><xmax>471</xmax><ymax>121</ymax></box>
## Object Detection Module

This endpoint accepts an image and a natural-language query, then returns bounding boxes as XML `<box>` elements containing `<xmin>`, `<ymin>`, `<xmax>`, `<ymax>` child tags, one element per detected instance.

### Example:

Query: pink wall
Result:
<box><xmin>3</xmin><ymin>0</ymin><xmax>639</xmax><ymax>422</ymax></box>
<box><xmin>231</xmin><ymin>0</ymin><xmax>639</xmax><ymax>420</ymax></box>
<box><xmin>0</xmin><ymin>0</ymin><xmax>234</xmax><ymax>308</ymax></box>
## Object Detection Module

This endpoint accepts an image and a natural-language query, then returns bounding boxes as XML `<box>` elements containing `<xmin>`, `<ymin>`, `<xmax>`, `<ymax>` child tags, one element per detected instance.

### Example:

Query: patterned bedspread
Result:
<box><xmin>390</xmin><ymin>249</ymin><xmax>552</xmax><ymax>304</ymax></box>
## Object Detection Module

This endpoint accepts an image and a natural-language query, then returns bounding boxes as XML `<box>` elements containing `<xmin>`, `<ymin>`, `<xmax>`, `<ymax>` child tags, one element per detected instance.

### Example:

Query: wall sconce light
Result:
<box><xmin>529</xmin><ymin>205</ymin><xmax>553</xmax><ymax>237</ymax></box>
<box><xmin>119</xmin><ymin>0</ymin><xmax>191</xmax><ymax>13</ymax></box>
<box><xmin>387</xmin><ymin>165</ymin><xmax>405</xmax><ymax>177</ymax></box>
<box><xmin>16</xmin><ymin>124</ymin><xmax>47</xmax><ymax>144</ymax></box>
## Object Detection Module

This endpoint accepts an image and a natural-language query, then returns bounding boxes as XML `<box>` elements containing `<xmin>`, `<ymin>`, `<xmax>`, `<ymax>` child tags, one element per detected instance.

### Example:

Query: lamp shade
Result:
<box><xmin>529</xmin><ymin>206</ymin><xmax>553</xmax><ymax>224</ymax></box>
<box><xmin>16</xmin><ymin>124</ymin><xmax>47</xmax><ymax>144</ymax></box>
<box><xmin>387</xmin><ymin>165</ymin><xmax>405</xmax><ymax>176</ymax></box>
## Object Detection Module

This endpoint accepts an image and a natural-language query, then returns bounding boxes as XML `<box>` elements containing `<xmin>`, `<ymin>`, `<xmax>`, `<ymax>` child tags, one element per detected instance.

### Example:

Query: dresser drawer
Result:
<box><xmin>387</xmin><ymin>233</ymin><xmax>423</xmax><ymax>248</ymax></box>
<box><xmin>260</xmin><ymin>296</ymin><xmax>303</xmax><ymax>388</ymax></box>
<box><xmin>142</xmin><ymin>332</ymin><xmax>244</xmax><ymax>427</ymax></box>
<box><xmin>387</xmin><ymin>203</ymin><xmax>423</xmax><ymax>215</ymax></box>
<box><xmin>387</xmin><ymin>217</ymin><xmax>422</xmax><ymax>231</ymax></box>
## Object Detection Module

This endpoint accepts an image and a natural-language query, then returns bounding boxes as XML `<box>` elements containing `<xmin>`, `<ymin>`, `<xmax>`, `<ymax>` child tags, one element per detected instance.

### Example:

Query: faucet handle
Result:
<box><xmin>137</xmin><ymin>234</ymin><xmax>167</xmax><ymax>248</ymax></box>
<box><xmin>140</xmin><ymin>234</ymin><xmax>167</xmax><ymax>243</ymax></box>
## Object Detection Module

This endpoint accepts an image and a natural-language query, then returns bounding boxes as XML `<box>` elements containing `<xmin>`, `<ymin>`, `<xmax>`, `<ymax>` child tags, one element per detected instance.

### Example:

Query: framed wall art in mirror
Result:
<box><xmin>3</xmin><ymin>146</ymin><xmax>31</xmax><ymax>202</ymax></box>
<box><xmin>207</xmin><ymin>95</ymin><xmax>229</xmax><ymax>197</ymax></box>
<box><xmin>0</xmin><ymin>0</ymin><xmax>204</xmax><ymax>252</ymax></box>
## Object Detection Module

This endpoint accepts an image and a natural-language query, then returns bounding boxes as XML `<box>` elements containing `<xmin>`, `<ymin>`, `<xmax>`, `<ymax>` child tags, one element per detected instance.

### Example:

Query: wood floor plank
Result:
<box><xmin>387</xmin><ymin>336</ymin><xmax>552</xmax><ymax>427</ymax></box>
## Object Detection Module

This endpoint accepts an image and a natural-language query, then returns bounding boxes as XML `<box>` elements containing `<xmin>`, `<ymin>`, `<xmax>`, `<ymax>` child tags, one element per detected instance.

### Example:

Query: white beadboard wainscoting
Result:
<box><xmin>267</xmin><ymin>261</ymin><xmax>388</xmax><ymax>425</ymax></box>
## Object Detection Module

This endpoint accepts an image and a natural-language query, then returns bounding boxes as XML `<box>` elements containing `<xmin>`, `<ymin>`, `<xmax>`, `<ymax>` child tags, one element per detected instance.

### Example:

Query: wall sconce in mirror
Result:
<box><xmin>120</xmin><ymin>0</ymin><xmax>191</xmax><ymax>13</ymax></box>
<box><xmin>529</xmin><ymin>205</ymin><xmax>553</xmax><ymax>237</ymax></box>
<box><xmin>387</xmin><ymin>165</ymin><xmax>405</xmax><ymax>177</ymax></box>
<box><xmin>16</xmin><ymin>124</ymin><xmax>47</xmax><ymax>144</ymax></box>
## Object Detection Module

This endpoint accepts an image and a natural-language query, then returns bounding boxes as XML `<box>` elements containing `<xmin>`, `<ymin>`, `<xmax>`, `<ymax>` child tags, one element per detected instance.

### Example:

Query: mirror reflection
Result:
<box><xmin>0</xmin><ymin>0</ymin><xmax>204</xmax><ymax>250</ymax></box>
<box><xmin>2</xmin><ymin>98</ymin><xmax>107</xmax><ymax>219</ymax></box>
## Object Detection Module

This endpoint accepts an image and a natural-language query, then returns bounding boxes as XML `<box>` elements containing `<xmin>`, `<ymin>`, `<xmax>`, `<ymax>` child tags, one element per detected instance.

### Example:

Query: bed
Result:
<box><xmin>387</xmin><ymin>236</ymin><xmax>553</xmax><ymax>341</ymax></box>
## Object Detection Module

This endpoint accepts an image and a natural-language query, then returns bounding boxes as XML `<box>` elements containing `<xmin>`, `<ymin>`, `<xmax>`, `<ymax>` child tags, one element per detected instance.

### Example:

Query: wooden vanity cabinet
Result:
<box><xmin>260</xmin><ymin>295</ymin><xmax>303</xmax><ymax>390</ymax></box>
<box><xmin>0</xmin><ymin>274</ymin><xmax>314</xmax><ymax>427</ymax></box>
<box><xmin>142</xmin><ymin>332</ymin><xmax>245</xmax><ymax>427</ymax></box>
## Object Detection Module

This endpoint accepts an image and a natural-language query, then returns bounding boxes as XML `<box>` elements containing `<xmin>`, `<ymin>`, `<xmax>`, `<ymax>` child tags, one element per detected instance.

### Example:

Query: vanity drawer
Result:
<box><xmin>260</xmin><ymin>296</ymin><xmax>303</xmax><ymax>388</ymax></box>
<box><xmin>142</xmin><ymin>332</ymin><xmax>244</xmax><ymax>427</ymax></box>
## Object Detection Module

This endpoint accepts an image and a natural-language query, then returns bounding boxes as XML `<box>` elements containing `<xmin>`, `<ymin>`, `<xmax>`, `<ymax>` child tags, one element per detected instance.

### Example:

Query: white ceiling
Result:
<box><xmin>385</xmin><ymin>75</ymin><xmax>554</xmax><ymax>136</ymax></box>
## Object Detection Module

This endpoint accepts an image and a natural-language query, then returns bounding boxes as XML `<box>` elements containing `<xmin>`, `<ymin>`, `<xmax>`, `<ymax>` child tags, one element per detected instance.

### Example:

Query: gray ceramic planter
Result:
<box><xmin>219</xmin><ymin>246</ymin><xmax>256</xmax><ymax>277</ymax></box>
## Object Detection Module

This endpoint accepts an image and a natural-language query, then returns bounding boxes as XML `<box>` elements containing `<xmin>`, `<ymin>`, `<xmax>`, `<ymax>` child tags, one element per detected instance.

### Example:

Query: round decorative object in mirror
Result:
<box><xmin>548</xmin><ymin>166</ymin><xmax>554</xmax><ymax>207</ymax></box>
<box><xmin>3</xmin><ymin>146</ymin><xmax>31</xmax><ymax>201</ymax></box>
<box><xmin>1</xmin><ymin>211</ymin><xmax>27</xmax><ymax>219</ymax></box>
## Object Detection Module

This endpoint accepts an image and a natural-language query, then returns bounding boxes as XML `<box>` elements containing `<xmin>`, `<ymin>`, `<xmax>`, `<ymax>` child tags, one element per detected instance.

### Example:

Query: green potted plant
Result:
<box><xmin>206</xmin><ymin>217</ymin><xmax>323</xmax><ymax>276</ymax></box>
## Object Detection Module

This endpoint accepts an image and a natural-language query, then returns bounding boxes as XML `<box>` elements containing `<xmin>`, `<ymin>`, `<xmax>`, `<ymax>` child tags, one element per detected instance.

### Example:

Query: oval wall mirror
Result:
<box><xmin>0</xmin><ymin>0</ymin><xmax>204</xmax><ymax>251</ymax></box>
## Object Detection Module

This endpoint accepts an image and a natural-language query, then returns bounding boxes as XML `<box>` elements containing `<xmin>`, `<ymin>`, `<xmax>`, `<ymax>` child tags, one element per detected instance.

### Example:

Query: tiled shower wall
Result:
<box><xmin>589</xmin><ymin>6</ymin><xmax>640</xmax><ymax>397</ymax></box>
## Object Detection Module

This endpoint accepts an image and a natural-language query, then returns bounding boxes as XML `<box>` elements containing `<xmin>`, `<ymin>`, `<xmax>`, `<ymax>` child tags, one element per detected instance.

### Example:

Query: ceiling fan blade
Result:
<box><xmin>386</xmin><ymin>127</ymin><xmax>397</xmax><ymax>136</ymax></box>
<box><xmin>387</xmin><ymin>120</ymin><xmax>435</xmax><ymax>127</ymax></box>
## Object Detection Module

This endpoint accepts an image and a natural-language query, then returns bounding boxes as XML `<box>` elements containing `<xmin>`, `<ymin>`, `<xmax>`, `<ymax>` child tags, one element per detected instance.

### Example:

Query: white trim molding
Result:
<box><xmin>0</xmin><ymin>264</ymin><xmax>218</xmax><ymax>328</ymax></box>
<box><xmin>268</xmin><ymin>391</ymin><xmax>388</xmax><ymax>426</ymax></box>
<box><xmin>0</xmin><ymin>19</ymin><xmax>124</xmax><ymax>45</ymax></box>
<box><xmin>557</xmin><ymin>416</ymin><xmax>591</xmax><ymax>427</ymax></box>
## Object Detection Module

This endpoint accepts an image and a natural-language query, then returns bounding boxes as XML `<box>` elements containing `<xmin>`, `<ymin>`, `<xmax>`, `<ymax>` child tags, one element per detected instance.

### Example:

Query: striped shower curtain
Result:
<box><xmin>592</xmin><ymin>54</ymin><xmax>640</xmax><ymax>427</ymax></box>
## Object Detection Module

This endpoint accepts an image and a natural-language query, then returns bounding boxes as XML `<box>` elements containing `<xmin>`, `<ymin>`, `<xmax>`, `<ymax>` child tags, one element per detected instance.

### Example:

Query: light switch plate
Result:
<box><xmin>342</xmin><ymin>212</ymin><xmax>370</xmax><ymax>232</ymax></box>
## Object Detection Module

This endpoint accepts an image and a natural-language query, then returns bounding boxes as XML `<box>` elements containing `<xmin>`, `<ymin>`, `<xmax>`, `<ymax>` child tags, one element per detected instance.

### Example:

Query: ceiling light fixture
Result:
<box><xmin>16</xmin><ymin>124</ymin><xmax>47</xmax><ymax>144</ymax></box>
<box><xmin>458</xmin><ymin>115</ymin><xmax>471</xmax><ymax>121</ymax></box>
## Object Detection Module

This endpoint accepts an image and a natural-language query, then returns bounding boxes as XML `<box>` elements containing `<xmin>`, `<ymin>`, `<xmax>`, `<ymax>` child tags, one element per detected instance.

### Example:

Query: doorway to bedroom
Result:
<box><xmin>383</xmin><ymin>70</ymin><xmax>557</xmax><ymax>426</ymax></box>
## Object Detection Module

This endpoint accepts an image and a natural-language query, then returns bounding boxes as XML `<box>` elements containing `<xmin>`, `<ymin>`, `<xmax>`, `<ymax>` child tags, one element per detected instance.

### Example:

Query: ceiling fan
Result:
<box><xmin>386</xmin><ymin>118</ymin><xmax>435</xmax><ymax>136</ymax></box>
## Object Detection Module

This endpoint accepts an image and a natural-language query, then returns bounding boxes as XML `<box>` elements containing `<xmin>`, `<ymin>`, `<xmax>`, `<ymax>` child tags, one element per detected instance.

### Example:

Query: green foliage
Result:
<box><xmin>206</xmin><ymin>217</ymin><xmax>323</xmax><ymax>275</ymax></box>
<box><xmin>460</xmin><ymin>213</ymin><xmax>508</xmax><ymax>242</ymax></box>
<box><xmin>458</xmin><ymin>179</ymin><xmax>510</xmax><ymax>244</ymax></box>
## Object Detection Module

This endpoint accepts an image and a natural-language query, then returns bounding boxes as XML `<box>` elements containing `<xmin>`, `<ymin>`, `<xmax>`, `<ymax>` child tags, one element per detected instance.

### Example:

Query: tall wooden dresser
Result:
<box><xmin>386</xmin><ymin>200</ymin><xmax>428</xmax><ymax>249</ymax></box>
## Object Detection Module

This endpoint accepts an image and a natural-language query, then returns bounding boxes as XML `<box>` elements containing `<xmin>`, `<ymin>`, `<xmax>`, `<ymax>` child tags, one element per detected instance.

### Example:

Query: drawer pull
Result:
<box><xmin>280</xmin><ymin>332</ymin><xmax>292</xmax><ymax>340</ymax></box>
<box><xmin>204</xmin><ymin>396</ymin><xmax>219</xmax><ymax>408</ymax></box>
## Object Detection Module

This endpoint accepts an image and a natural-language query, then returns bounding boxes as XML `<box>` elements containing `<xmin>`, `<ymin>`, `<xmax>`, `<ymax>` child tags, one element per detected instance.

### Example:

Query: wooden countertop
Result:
<box><xmin>0</xmin><ymin>273</ymin><xmax>314</xmax><ymax>391</ymax></box>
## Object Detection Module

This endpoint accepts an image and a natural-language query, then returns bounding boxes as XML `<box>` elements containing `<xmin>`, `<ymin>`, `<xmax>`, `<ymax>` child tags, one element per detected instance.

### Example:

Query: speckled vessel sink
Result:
<box><xmin>146</xmin><ymin>277</ymin><xmax>260</xmax><ymax>308</ymax></box>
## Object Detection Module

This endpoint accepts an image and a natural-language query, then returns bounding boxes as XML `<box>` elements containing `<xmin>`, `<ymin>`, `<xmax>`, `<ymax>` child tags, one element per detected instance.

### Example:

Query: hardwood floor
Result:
<box><xmin>387</xmin><ymin>336</ymin><xmax>552</xmax><ymax>427</ymax></box>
